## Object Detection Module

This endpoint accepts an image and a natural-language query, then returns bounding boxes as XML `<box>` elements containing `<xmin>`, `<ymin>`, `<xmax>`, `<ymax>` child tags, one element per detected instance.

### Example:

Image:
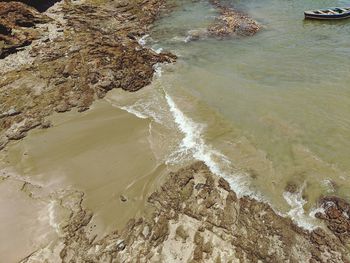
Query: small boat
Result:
<box><xmin>304</xmin><ymin>7</ymin><xmax>350</xmax><ymax>20</ymax></box>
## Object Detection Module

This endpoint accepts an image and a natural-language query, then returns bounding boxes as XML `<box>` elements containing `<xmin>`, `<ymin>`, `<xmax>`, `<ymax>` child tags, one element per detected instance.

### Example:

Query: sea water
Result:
<box><xmin>110</xmin><ymin>0</ymin><xmax>350</xmax><ymax>228</ymax></box>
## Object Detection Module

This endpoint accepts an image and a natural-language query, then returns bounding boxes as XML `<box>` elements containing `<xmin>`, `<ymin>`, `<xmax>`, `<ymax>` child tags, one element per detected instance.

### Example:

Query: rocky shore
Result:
<box><xmin>1</xmin><ymin>0</ymin><xmax>350</xmax><ymax>262</ymax></box>
<box><xmin>0</xmin><ymin>0</ymin><xmax>176</xmax><ymax>150</ymax></box>
<box><xmin>16</xmin><ymin>162</ymin><xmax>350</xmax><ymax>262</ymax></box>
<box><xmin>0</xmin><ymin>0</ymin><xmax>261</xmax><ymax>150</ymax></box>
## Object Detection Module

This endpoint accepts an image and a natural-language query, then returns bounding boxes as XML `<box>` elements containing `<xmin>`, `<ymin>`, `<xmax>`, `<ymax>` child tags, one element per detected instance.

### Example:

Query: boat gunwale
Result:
<box><xmin>304</xmin><ymin>7</ymin><xmax>350</xmax><ymax>20</ymax></box>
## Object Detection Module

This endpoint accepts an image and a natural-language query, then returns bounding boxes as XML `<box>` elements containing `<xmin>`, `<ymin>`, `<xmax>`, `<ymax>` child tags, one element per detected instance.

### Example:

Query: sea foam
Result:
<box><xmin>282</xmin><ymin>184</ymin><xmax>320</xmax><ymax>231</ymax></box>
<box><xmin>165</xmin><ymin>92</ymin><xmax>322</xmax><ymax>231</ymax></box>
<box><xmin>164</xmin><ymin>92</ymin><xmax>254</xmax><ymax>198</ymax></box>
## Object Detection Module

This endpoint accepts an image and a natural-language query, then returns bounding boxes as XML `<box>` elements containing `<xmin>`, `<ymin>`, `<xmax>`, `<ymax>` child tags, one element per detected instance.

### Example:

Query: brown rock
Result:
<box><xmin>0</xmin><ymin>0</ymin><xmax>176</xmax><ymax>150</ymax></box>
<box><xmin>175</xmin><ymin>225</ymin><xmax>189</xmax><ymax>242</ymax></box>
<box><xmin>0</xmin><ymin>2</ymin><xmax>50</xmax><ymax>58</ymax></box>
<box><xmin>208</xmin><ymin>0</ymin><xmax>260</xmax><ymax>38</ymax></box>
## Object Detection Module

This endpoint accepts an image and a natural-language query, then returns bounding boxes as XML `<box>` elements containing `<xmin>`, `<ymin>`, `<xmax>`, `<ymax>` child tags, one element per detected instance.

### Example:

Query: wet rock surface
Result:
<box><xmin>0</xmin><ymin>0</ymin><xmax>176</xmax><ymax>150</ymax></box>
<box><xmin>208</xmin><ymin>0</ymin><xmax>261</xmax><ymax>38</ymax></box>
<box><xmin>21</xmin><ymin>162</ymin><xmax>350</xmax><ymax>262</ymax></box>
<box><xmin>185</xmin><ymin>0</ymin><xmax>261</xmax><ymax>42</ymax></box>
<box><xmin>316</xmin><ymin>196</ymin><xmax>350</xmax><ymax>244</ymax></box>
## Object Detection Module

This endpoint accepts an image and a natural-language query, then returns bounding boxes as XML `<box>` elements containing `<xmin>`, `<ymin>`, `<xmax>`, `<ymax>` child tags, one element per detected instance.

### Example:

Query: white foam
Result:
<box><xmin>120</xmin><ymin>105</ymin><xmax>148</xmax><ymax>120</ymax></box>
<box><xmin>164</xmin><ymin>92</ymin><xmax>323</xmax><ymax>230</ymax></box>
<box><xmin>137</xmin><ymin>34</ymin><xmax>150</xmax><ymax>46</ymax></box>
<box><xmin>153</xmin><ymin>63</ymin><xmax>163</xmax><ymax>78</ymax></box>
<box><xmin>116</xmin><ymin>98</ymin><xmax>163</xmax><ymax>124</ymax></box>
<box><xmin>170</xmin><ymin>36</ymin><xmax>188</xmax><ymax>43</ymax></box>
<box><xmin>48</xmin><ymin>201</ymin><xmax>60</xmax><ymax>233</ymax></box>
<box><xmin>165</xmin><ymin>92</ymin><xmax>254</xmax><ymax>198</ymax></box>
<box><xmin>282</xmin><ymin>184</ymin><xmax>319</xmax><ymax>231</ymax></box>
<box><xmin>153</xmin><ymin>47</ymin><xmax>163</xmax><ymax>54</ymax></box>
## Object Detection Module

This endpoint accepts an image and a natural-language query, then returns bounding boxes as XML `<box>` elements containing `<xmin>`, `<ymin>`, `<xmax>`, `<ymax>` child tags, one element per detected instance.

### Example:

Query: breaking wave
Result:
<box><xmin>164</xmin><ymin>92</ymin><xmax>255</xmax><ymax>198</ymax></box>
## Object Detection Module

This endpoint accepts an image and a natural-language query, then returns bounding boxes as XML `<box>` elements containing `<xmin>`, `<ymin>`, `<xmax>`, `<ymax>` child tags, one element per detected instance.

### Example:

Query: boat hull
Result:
<box><xmin>304</xmin><ymin>8</ymin><xmax>350</xmax><ymax>20</ymax></box>
<box><xmin>305</xmin><ymin>13</ymin><xmax>350</xmax><ymax>20</ymax></box>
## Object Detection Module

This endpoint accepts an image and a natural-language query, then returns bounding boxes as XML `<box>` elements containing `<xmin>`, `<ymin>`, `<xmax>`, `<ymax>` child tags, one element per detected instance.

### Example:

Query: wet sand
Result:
<box><xmin>2</xmin><ymin>99</ymin><xmax>168</xmax><ymax>238</ymax></box>
<box><xmin>0</xmin><ymin>174</ymin><xmax>59</xmax><ymax>262</ymax></box>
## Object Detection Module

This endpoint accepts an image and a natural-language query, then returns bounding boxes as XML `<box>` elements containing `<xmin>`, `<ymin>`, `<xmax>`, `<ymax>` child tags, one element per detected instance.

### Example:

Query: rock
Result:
<box><xmin>0</xmin><ymin>136</ymin><xmax>8</xmax><ymax>150</ymax></box>
<box><xmin>22</xmin><ymin>162</ymin><xmax>350</xmax><ymax>262</ymax></box>
<box><xmin>40</xmin><ymin>120</ymin><xmax>52</xmax><ymax>129</ymax></box>
<box><xmin>7</xmin><ymin>108</ymin><xmax>21</xmax><ymax>116</ymax></box>
<box><xmin>208</xmin><ymin>0</ymin><xmax>261</xmax><ymax>38</ymax></box>
<box><xmin>0</xmin><ymin>108</ymin><xmax>21</xmax><ymax>118</ymax></box>
<box><xmin>142</xmin><ymin>225</ymin><xmax>150</xmax><ymax>239</ymax></box>
<box><xmin>116</xmin><ymin>240</ymin><xmax>126</xmax><ymax>251</ymax></box>
<box><xmin>120</xmin><ymin>195</ymin><xmax>128</xmax><ymax>202</ymax></box>
<box><xmin>316</xmin><ymin>196</ymin><xmax>350</xmax><ymax>243</ymax></box>
<box><xmin>185</xmin><ymin>29</ymin><xmax>208</xmax><ymax>42</ymax></box>
<box><xmin>285</xmin><ymin>181</ymin><xmax>299</xmax><ymax>193</ymax></box>
<box><xmin>0</xmin><ymin>0</ymin><xmax>176</xmax><ymax>148</ymax></box>
<box><xmin>0</xmin><ymin>2</ymin><xmax>50</xmax><ymax>58</ymax></box>
<box><xmin>218</xmin><ymin>177</ymin><xmax>230</xmax><ymax>191</ymax></box>
<box><xmin>55</xmin><ymin>103</ymin><xmax>70</xmax><ymax>113</ymax></box>
<box><xmin>175</xmin><ymin>225</ymin><xmax>189</xmax><ymax>241</ymax></box>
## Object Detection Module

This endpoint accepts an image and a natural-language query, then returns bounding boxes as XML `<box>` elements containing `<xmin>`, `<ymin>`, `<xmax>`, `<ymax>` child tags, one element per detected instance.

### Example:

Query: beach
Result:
<box><xmin>1</xmin><ymin>0</ymin><xmax>350</xmax><ymax>262</ymax></box>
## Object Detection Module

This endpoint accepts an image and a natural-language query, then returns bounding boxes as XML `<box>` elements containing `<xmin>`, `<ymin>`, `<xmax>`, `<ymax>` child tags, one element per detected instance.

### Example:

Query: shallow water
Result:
<box><xmin>128</xmin><ymin>0</ymin><xmax>350</xmax><ymax>226</ymax></box>
<box><xmin>3</xmin><ymin>101</ymin><xmax>169</xmax><ymax>235</ymax></box>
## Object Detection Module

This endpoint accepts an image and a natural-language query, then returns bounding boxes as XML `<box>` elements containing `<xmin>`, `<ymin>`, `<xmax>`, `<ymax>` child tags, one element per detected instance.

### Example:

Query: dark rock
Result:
<box><xmin>316</xmin><ymin>196</ymin><xmax>350</xmax><ymax>243</ymax></box>
<box><xmin>116</xmin><ymin>240</ymin><xmax>126</xmax><ymax>251</ymax></box>
<box><xmin>0</xmin><ymin>2</ymin><xmax>50</xmax><ymax>58</ymax></box>
<box><xmin>55</xmin><ymin>103</ymin><xmax>70</xmax><ymax>113</ymax></box>
<box><xmin>120</xmin><ymin>195</ymin><xmax>127</xmax><ymax>202</ymax></box>
<box><xmin>41</xmin><ymin>120</ymin><xmax>52</xmax><ymax>129</ymax></box>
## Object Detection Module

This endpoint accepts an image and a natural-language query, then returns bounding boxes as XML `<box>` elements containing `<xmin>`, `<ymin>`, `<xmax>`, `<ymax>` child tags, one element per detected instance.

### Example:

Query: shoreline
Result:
<box><xmin>15</xmin><ymin>162</ymin><xmax>350</xmax><ymax>262</ymax></box>
<box><xmin>0</xmin><ymin>0</ymin><xmax>176</xmax><ymax>151</ymax></box>
<box><xmin>1</xmin><ymin>0</ymin><xmax>350</xmax><ymax>262</ymax></box>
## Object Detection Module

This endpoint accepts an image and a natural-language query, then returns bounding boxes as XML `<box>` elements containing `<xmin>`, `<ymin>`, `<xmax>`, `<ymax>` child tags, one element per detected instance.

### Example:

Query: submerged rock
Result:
<box><xmin>208</xmin><ymin>0</ymin><xmax>261</xmax><ymax>38</ymax></box>
<box><xmin>184</xmin><ymin>0</ymin><xmax>261</xmax><ymax>43</ymax></box>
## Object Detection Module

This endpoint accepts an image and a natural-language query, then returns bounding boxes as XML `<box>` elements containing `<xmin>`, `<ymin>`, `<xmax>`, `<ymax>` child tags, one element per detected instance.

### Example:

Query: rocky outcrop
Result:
<box><xmin>2</xmin><ymin>0</ymin><xmax>61</xmax><ymax>12</ymax></box>
<box><xmin>185</xmin><ymin>0</ymin><xmax>261</xmax><ymax>42</ymax></box>
<box><xmin>208</xmin><ymin>0</ymin><xmax>261</xmax><ymax>38</ymax></box>
<box><xmin>22</xmin><ymin>162</ymin><xmax>350</xmax><ymax>262</ymax></box>
<box><xmin>0</xmin><ymin>2</ymin><xmax>50</xmax><ymax>58</ymax></box>
<box><xmin>315</xmin><ymin>196</ymin><xmax>350</xmax><ymax>244</ymax></box>
<box><xmin>0</xmin><ymin>0</ymin><xmax>176</xmax><ymax>150</ymax></box>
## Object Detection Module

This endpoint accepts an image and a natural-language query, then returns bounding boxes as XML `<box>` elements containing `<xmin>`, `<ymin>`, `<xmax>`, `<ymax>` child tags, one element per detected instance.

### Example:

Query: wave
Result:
<box><xmin>107</xmin><ymin>53</ymin><xmax>323</xmax><ymax>231</ymax></box>
<box><xmin>119</xmin><ymin>105</ymin><xmax>149</xmax><ymax>120</ymax></box>
<box><xmin>164</xmin><ymin>92</ymin><xmax>323</xmax><ymax>231</ymax></box>
<box><xmin>164</xmin><ymin>92</ymin><xmax>255</xmax><ymax>198</ymax></box>
<box><xmin>282</xmin><ymin>183</ymin><xmax>319</xmax><ymax>230</ymax></box>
